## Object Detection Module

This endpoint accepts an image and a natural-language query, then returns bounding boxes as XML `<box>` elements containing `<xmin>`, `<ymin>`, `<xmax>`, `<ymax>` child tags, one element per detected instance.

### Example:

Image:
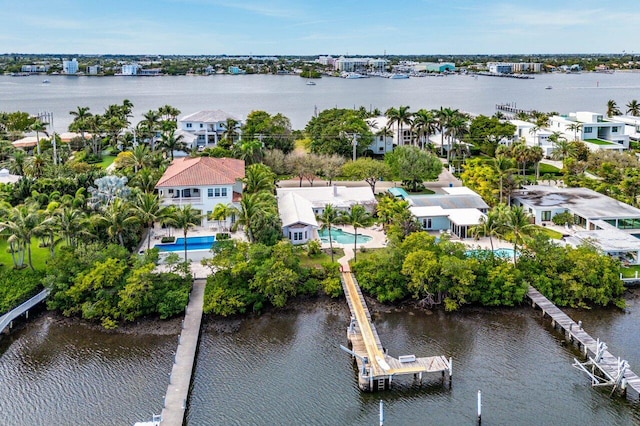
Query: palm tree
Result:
<box><xmin>550</xmin><ymin>133</ymin><xmax>575</xmax><ymax>167</ymax></box>
<box><xmin>492</xmin><ymin>155</ymin><xmax>515</xmax><ymax>204</ymax></box>
<box><xmin>1</xmin><ymin>202</ymin><xmax>51</xmax><ymax>270</ymax></box>
<box><xmin>447</xmin><ymin>113</ymin><xmax>468</xmax><ymax>162</ymax></box>
<box><xmin>30</xmin><ymin>119</ymin><xmax>48</xmax><ymax>155</ymax></box>
<box><xmin>231</xmin><ymin>192</ymin><xmax>275</xmax><ymax>243</ymax></box>
<box><xmin>133</xmin><ymin>192</ymin><xmax>172</xmax><ymax>250</ymax></box>
<box><xmin>25</xmin><ymin>154</ymin><xmax>49</xmax><ymax>179</ymax></box>
<box><xmin>606</xmin><ymin>99</ymin><xmax>621</xmax><ymax>118</ymax></box>
<box><xmin>221</xmin><ymin>118</ymin><xmax>240</xmax><ymax>147</ymax></box>
<box><xmin>385</xmin><ymin>105</ymin><xmax>412</xmax><ymax>146</ymax></box>
<box><xmin>171</xmin><ymin>205</ymin><xmax>203</xmax><ymax>262</ymax></box>
<box><xmin>158</xmin><ymin>104</ymin><xmax>181</xmax><ymax>122</ymax></box>
<box><xmin>69</xmin><ymin>106</ymin><xmax>92</xmax><ymax>146</ymax></box>
<box><xmin>234</xmin><ymin>139</ymin><xmax>263</xmax><ymax>165</ymax></box>
<box><xmin>339</xmin><ymin>204</ymin><xmax>373</xmax><ymax>262</ymax></box>
<box><xmin>209</xmin><ymin>203</ymin><xmax>234</xmax><ymax>231</ymax></box>
<box><xmin>627</xmin><ymin>100</ymin><xmax>640</xmax><ymax>117</ymax></box>
<box><xmin>412</xmin><ymin>109</ymin><xmax>438</xmax><ymax>149</ymax></box>
<box><xmin>141</xmin><ymin>110</ymin><xmax>161</xmax><ymax>150</ymax></box>
<box><xmin>243</xmin><ymin>163</ymin><xmax>275</xmax><ymax>194</ymax></box>
<box><xmin>56</xmin><ymin>205</ymin><xmax>91</xmax><ymax>248</ymax></box>
<box><xmin>436</xmin><ymin>107</ymin><xmax>456</xmax><ymax>157</ymax></box>
<box><xmin>316</xmin><ymin>204</ymin><xmax>340</xmax><ymax>262</ymax></box>
<box><xmin>529</xmin><ymin>145</ymin><xmax>544</xmax><ymax>181</ymax></box>
<box><xmin>97</xmin><ymin>198</ymin><xmax>138</xmax><ymax>247</ymax></box>
<box><xmin>503</xmin><ymin>205</ymin><xmax>535</xmax><ymax>266</ymax></box>
<box><xmin>159</xmin><ymin>128</ymin><xmax>186</xmax><ymax>160</ymax></box>
<box><xmin>566</xmin><ymin>122</ymin><xmax>583</xmax><ymax>141</ymax></box>
<box><xmin>129</xmin><ymin>145</ymin><xmax>151</xmax><ymax>173</ymax></box>
<box><xmin>470</xmin><ymin>207</ymin><xmax>506</xmax><ymax>255</ymax></box>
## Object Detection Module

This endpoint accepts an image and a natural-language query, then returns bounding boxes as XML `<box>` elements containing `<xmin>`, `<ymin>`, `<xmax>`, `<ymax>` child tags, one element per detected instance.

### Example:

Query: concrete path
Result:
<box><xmin>160</xmin><ymin>279</ymin><xmax>206</xmax><ymax>426</ymax></box>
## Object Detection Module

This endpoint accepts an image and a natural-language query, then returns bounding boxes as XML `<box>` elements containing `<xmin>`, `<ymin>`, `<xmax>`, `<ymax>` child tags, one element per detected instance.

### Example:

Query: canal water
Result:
<box><xmin>1</xmin><ymin>295</ymin><xmax>639</xmax><ymax>424</ymax></box>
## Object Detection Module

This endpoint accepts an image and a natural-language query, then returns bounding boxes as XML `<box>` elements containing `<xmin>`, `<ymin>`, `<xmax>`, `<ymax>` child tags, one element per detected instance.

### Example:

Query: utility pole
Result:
<box><xmin>351</xmin><ymin>133</ymin><xmax>358</xmax><ymax>162</ymax></box>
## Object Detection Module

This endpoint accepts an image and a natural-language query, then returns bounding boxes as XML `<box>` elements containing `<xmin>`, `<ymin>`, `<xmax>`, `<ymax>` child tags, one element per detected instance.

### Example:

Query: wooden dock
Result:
<box><xmin>159</xmin><ymin>279</ymin><xmax>206</xmax><ymax>425</ymax></box>
<box><xmin>527</xmin><ymin>286</ymin><xmax>640</xmax><ymax>401</ymax></box>
<box><xmin>341</xmin><ymin>270</ymin><xmax>451</xmax><ymax>391</ymax></box>
<box><xmin>495</xmin><ymin>103</ymin><xmax>533</xmax><ymax>116</ymax></box>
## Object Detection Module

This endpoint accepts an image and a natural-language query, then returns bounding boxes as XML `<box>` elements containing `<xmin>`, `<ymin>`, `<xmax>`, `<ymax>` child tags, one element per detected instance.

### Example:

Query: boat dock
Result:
<box><xmin>339</xmin><ymin>257</ymin><xmax>451</xmax><ymax>391</ymax></box>
<box><xmin>527</xmin><ymin>286</ymin><xmax>640</xmax><ymax>401</ymax></box>
<box><xmin>0</xmin><ymin>289</ymin><xmax>49</xmax><ymax>334</ymax></box>
<box><xmin>158</xmin><ymin>279</ymin><xmax>205</xmax><ymax>425</ymax></box>
<box><xmin>495</xmin><ymin>103</ymin><xmax>533</xmax><ymax>116</ymax></box>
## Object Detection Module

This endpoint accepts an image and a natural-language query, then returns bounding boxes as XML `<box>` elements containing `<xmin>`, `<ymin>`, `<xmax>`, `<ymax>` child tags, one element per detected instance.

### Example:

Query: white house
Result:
<box><xmin>611</xmin><ymin>115</ymin><xmax>640</xmax><ymax>142</ymax></box>
<box><xmin>276</xmin><ymin>185</ymin><xmax>377</xmax><ymax>245</ymax></box>
<box><xmin>155</xmin><ymin>157</ymin><xmax>245</xmax><ymax>228</ymax></box>
<box><xmin>403</xmin><ymin>187</ymin><xmax>489</xmax><ymax>239</ymax></box>
<box><xmin>121</xmin><ymin>64</ymin><xmax>139</xmax><ymax>75</ymax></box>
<box><xmin>366</xmin><ymin>116</ymin><xmax>396</xmax><ymax>154</ymax></box>
<box><xmin>179</xmin><ymin>110</ymin><xmax>242</xmax><ymax>149</ymax></box>
<box><xmin>548</xmin><ymin>112</ymin><xmax>629</xmax><ymax>151</ymax></box>
<box><xmin>62</xmin><ymin>58</ymin><xmax>78</xmax><ymax>74</ymax></box>
<box><xmin>510</xmin><ymin>119</ymin><xmax>554</xmax><ymax>156</ymax></box>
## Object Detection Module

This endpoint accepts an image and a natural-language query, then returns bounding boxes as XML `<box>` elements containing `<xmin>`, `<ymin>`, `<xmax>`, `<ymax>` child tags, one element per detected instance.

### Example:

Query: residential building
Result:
<box><xmin>334</xmin><ymin>57</ymin><xmax>388</xmax><ymax>73</ymax></box>
<box><xmin>62</xmin><ymin>58</ymin><xmax>78</xmax><ymax>74</ymax></box>
<box><xmin>366</xmin><ymin>116</ymin><xmax>398</xmax><ymax>153</ymax></box>
<box><xmin>179</xmin><ymin>110</ymin><xmax>242</xmax><ymax>149</ymax></box>
<box><xmin>121</xmin><ymin>64</ymin><xmax>139</xmax><ymax>75</ymax></box>
<box><xmin>487</xmin><ymin>62</ymin><xmax>542</xmax><ymax>74</ymax></box>
<box><xmin>276</xmin><ymin>185</ymin><xmax>377</xmax><ymax>245</ymax></box>
<box><xmin>227</xmin><ymin>66</ymin><xmax>246</xmax><ymax>75</ymax></box>
<box><xmin>409</xmin><ymin>62</ymin><xmax>456</xmax><ymax>73</ymax></box>
<box><xmin>399</xmin><ymin>187</ymin><xmax>489</xmax><ymax>239</ymax></box>
<box><xmin>611</xmin><ymin>115</ymin><xmax>640</xmax><ymax>142</ymax></box>
<box><xmin>512</xmin><ymin>185</ymin><xmax>640</xmax><ymax>264</ymax></box>
<box><xmin>510</xmin><ymin>119</ymin><xmax>554</xmax><ymax>156</ymax></box>
<box><xmin>155</xmin><ymin>157</ymin><xmax>245</xmax><ymax>227</ymax></box>
<box><xmin>488</xmin><ymin>63</ymin><xmax>512</xmax><ymax>74</ymax></box>
<box><xmin>86</xmin><ymin>65</ymin><xmax>102</xmax><ymax>75</ymax></box>
<box><xmin>548</xmin><ymin>112</ymin><xmax>629</xmax><ymax>151</ymax></box>
<box><xmin>316</xmin><ymin>55</ymin><xmax>336</xmax><ymax>67</ymax></box>
<box><xmin>21</xmin><ymin>64</ymin><xmax>49</xmax><ymax>73</ymax></box>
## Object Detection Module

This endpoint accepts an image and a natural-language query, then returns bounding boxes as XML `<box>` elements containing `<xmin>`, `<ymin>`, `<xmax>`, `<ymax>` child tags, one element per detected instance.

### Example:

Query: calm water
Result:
<box><xmin>1</xmin><ymin>296</ymin><xmax>640</xmax><ymax>424</ymax></box>
<box><xmin>3</xmin><ymin>72</ymin><xmax>640</xmax><ymax>130</ymax></box>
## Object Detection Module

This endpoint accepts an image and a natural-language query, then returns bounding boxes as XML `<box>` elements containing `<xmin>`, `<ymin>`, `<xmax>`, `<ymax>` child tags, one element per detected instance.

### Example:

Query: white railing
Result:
<box><xmin>164</xmin><ymin>196</ymin><xmax>202</xmax><ymax>205</ymax></box>
<box><xmin>0</xmin><ymin>288</ymin><xmax>50</xmax><ymax>333</ymax></box>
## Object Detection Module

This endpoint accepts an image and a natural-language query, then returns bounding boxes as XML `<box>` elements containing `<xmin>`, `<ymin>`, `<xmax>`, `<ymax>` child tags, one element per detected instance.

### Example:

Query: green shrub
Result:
<box><xmin>307</xmin><ymin>240</ymin><xmax>322</xmax><ymax>256</ymax></box>
<box><xmin>161</xmin><ymin>236</ymin><xmax>176</xmax><ymax>243</ymax></box>
<box><xmin>215</xmin><ymin>233</ymin><xmax>230</xmax><ymax>241</ymax></box>
<box><xmin>552</xmin><ymin>211</ymin><xmax>573</xmax><ymax>226</ymax></box>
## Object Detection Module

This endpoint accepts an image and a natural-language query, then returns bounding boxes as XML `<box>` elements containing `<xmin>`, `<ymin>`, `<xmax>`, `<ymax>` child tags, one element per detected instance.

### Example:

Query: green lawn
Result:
<box><xmin>299</xmin><ymin>248</ymin><xmax>344</xmax><ymax>268</ymax></box>
<box><xmin>620</xmin><ymin>265</ymin><xmax>640</xmax><ymax>279</ymax></box>
<box><xmin>98</xmin><ymin>155</ymin><xmax>117</xmax><ymax>169</ymax></box>
<box><xmin>535</xmin><ymin>225</ymin><xmax>563</xmax><ymax>240</ymax></box>
<box><xmin>538</xmin><ymin>163</ymin><xmax>562</xmax><ymax>174</ymax></box>
<box><xmin>585</xmin><ymin>138</ymin><xmax>615</xmax><ymax>146</ymax></box>
<box><xmin>0</xmin><ymin>238</ymin><xmax>56</xmax><ymax>271</ymax></box>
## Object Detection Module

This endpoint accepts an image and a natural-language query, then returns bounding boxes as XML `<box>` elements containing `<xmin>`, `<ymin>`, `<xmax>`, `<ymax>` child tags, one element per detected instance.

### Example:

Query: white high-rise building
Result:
<box><xmin>62</xmin><ymin>58</ymin><xmax>78</xmax><ymax>74</ymax></box>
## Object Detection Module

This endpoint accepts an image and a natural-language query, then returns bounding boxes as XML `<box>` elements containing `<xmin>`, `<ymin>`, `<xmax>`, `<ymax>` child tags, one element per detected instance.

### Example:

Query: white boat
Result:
<box><xmin>306</xmin><ymin>80</ymin><xmax>316</xmax><ymax>85</ymax></box>
<box><xmin>388</xmin><ymin>73</ymin><xmax>409</xmax><ymax>79</ymax></box>
<box><xmin>545</xmin><ymin>86</ymin><xmax>552</xmax><ymax>90</ymax></box>
<box><xmin>42</xmin><ymin>79</ymin><xmax>50</xmax><ymax>84</ymax></box>
<box><xmin>343</xmin><ymin>72</ymin><xmax>365</xmax><ymax>79</ymax></box>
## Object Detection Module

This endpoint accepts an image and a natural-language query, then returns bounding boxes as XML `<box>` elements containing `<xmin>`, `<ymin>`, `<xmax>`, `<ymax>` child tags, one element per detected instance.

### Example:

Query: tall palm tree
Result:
<box><xmin>209</xmin><ymin>203</ymin><xmax>234</xmax><ymax>231</ymax></box>
<box><xmin>30</xmin><ymin>119</ymin><xmax>48</xmax><ymax>155</ymax></box>
<box><xmin>231</xmin><ymin>192</ymin><xmax>274</xmax><ymax>243</ymax></box>
<box><xmin>234</xmin><ymin>139</ymin><xmax>263</xmax><ymax>165</ymax></box>
<box><xmin>171</xmin><ymin>205</ymin><xmax>203</xmax><ymax>262</ymax></box>
<box><xmin>56</xmin><ymin>205</ymin><xmax>91</xmax><ymax>249</ymax></box>
<box><xmin>133</xmin><ymin>192</ymin><xmax>172</xmax><ymax>250</ymax></box>
<box><xmin>447</xmin><ymin>113</ymin><xmax>468</xmax><ymax>162</ymax></box>
<box><xmin>339</xmin><ymin>204</ymin><xmax>373</xmax><ymax>262</ymax></box>
<box><xmin>470</xmin><ymin>207</ymin><xmax>506</xmax><ymax>255</ymax></box>
<box><xmin>492</xmin><ymin>155</ymin><xmax>515</xmax><ymax>204</ymax></box>
<box><xmin>69</xmin><ymin>106</ymin><xmax>92</xmax><ymax>146</ymax></box>
<box><xmin>1</xmin><ymin>202</ymin><xmax>51</xmax><ymax>270</ymax></box>
<box><xmin>97</xmin><ymin>198</ymin><xmax>138</xmax><ymax>247</ymax></box>
<box><xmin>549</xmin><ymin>133</ymin><xmax>575</xmax><ymax>167</ymax></box>
<box><xmin>159</xmin><ymin>128</ymin><xmax>186</xmax><ymax>160</ymax></box>
<box><xmin>503</xmin><ymin>205</ymin><xmax>535</xmax><ymax>266</ymax></box>
<box><xmin>158</xmin><ymin>104</ymin><xmax>181</xmax><ymax>122</ymax></box>
<box><xmin>436</xmin><ymin>107</ymin><xmax>456</xmax><ymax>157</ymax></box>
<box><xmin>626</xmin><ymin>100</ymin><xmax>640</xmax><ymax>117</ymax></box>
<box><xmin>606</xmin><ymin>99</ymin><xmax>621</xmax><ymax>118</ymax></box>
<box><xmin>141</xmin><ymin>110</ymin><xmax>161</xmax><ymax>150</ymax></box>
<box><xmin>385</xmin><ymin>105</ymin><xmax>412</xmax><ymax>146</ymax></box>
<box><xmin>221</xmin><ymin>118</ymin><xmax>240</xmax><ymax>147</ymax></box>
<box><xmin>529</xmin><ymin>145</ymin><xmax>544</xmax><ymax>181</ymax></box>
<box><xmin>243</xmin><ymin>163</ymin><xmax>275</xmax><ymax>194</ymax></box>
<box><xmin>316</xmin><ymin>204</ymin><xmax>340</xmax><ymax>262</ymax></box>
<box><xmin>412</xmin><ymin>109</ymin><xmax>438</xmax><ymax>149</ymax></box>
<box><xmin>129</xmin><ymin>144</ymin><xmax>151</xmax><ymax>173</ymax></box>
<box><xmin>566</xmin><ymin>122</ymin><xmax>583</xmax><ymax>141</ymax></box>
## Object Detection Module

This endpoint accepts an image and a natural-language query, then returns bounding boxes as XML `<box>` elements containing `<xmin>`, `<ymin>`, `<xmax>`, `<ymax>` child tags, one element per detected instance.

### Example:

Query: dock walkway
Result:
<box><xmin>527</xmin><ymin>286</ymin><xmax>640</xmax><ymax>400</ymax></box>
<box><xmin>339</xmin><ymin>249</ymin><xmax>451</xmax><ymax>391</ymax></box>
<box><xmin>159</xmin><ymin>279</ymin><xmax>206</xmax><ymax>425</ymax></box>
<box><xmin>0</xmin><ymin>289</ymin><xmax>49</xmax><ymax>334</ymax></box>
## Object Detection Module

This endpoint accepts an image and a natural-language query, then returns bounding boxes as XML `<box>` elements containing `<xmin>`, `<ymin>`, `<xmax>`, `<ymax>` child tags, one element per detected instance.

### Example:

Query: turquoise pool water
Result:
<box><xmin>466</xmin><ymin>248</ymin><xmax>517</xmax><ymax>258</ymax></box>
<box><xmin>156</xmin><ymin>236</ymin><xmax>216</xmax><ymax>252</ymax></box>
<box><xmin>318</xmin><ymin>228</ymin><xmax>372</xmax><ymax>245</ymax></box>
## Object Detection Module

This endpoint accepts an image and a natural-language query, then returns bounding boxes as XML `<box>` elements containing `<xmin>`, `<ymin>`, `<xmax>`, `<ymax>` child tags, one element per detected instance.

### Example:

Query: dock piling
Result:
<box><xmin>477</xmin><ymin>390</ymin><xmax>482</xmax><ymax>425</ymax></box>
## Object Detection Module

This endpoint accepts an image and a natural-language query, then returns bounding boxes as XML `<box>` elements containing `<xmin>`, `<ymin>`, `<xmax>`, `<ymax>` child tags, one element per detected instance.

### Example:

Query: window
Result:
<box><xmin>422</xmin><ymin>218</ymin><xmax>432</xmax><ymax>229</ymax></box>
<box><xmin>221</xmin><ymin>188</ymin><xmax>227</xmax><ymax>197</ymax></box>
<box><xmin>584</xmin><ymin>127</ymin><xmax>592</xmax><ymax>133</ymax></box>
<box><xmin>199</xmin><ymin>123</ymin><xmax>203</xmax><ymax>128</ymax></box>
<box><xmin>379</xmin><ymin>147</ymin><xmax>384</xmax><ymax>151</ymax></box>
<box><xmin>612</xmin><ymin>126</ymin><xmax>618</xmax><ymax>133</ymax></box>
<box><xmin>208</xmin><ymin>188</ymin><xmax>213</xmax><ymax>198</ymax></box>
<box><xmin>542</xmin><ymin>211</ymin><xmax>551</xmax><ymax>221</ymax></box>
<box><xmin>168</xmin><ymin>189</ymin><xmax>174</xmax><ymax>194</ymax></box>
<box><xmin>186</xmin><ymin>123</ymin><xmax>192</xmax><ymax>128</ymax></box>
<box><xmin>214</xmin><ymin>188</ymin><xmax>221</xmax><ymax>197</ymax></box>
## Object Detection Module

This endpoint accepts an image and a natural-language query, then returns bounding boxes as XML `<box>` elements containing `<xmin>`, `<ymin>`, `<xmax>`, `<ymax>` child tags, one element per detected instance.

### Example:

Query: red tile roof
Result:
<box><xmin>155</xmin><ymin>157</ymin><xmax>245</xmax><ymax>188</ymax></box>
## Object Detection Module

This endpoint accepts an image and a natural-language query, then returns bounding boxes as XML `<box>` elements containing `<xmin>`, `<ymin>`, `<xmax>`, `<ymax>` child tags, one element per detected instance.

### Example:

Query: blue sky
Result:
<box><xmin>1</xmin><ymin>0</ymin><xmax>638</xmax><ymax>55</ymax></box>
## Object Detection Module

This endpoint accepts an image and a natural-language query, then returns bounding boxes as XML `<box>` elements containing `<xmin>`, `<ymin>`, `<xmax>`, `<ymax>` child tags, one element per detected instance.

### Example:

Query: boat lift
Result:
<box><xmin>572</xmin><ymin>338</ymin><xmax>629</xmax><ymax>395</ymax></box>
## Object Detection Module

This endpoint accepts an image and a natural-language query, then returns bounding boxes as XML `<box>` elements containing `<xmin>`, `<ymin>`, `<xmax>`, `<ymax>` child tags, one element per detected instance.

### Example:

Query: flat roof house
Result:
<box><xmin>548</xmin><ymin>112</ymin><xmax>629</xmax><ymax>151</ymax></box>
<box><xmin>512</xmin><ymin>185</ymin><xmax>640</xmax><ymax>264</ymax></box>
<box><xmin>155</xmin><ymin>157</ymin><xmax>245</xmax><ymax>228</ymax></box>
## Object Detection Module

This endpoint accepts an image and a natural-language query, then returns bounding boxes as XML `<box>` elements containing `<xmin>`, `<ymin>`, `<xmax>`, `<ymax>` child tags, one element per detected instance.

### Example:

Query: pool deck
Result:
<box><xmin>320</xmin><ymin>225</ymin><xmax>388</xmax><ymax>250</ymax></box>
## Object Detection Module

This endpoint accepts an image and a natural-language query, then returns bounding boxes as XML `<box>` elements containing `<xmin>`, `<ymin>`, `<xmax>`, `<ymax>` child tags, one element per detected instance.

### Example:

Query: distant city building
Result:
<box><xmin>409</xmin><ymin>62</ymin><xmax>456</xmax><ymax>73</ymax></box>
<box><xmin>488</xmin><ymin>62</ymin><xmax>541</xmax><ymax>74</ymax></box>
<box><xmin>138</xmin><ymin>68</ymin><xmax>161</xmax><ymax>76</ymax></box>
<box><xmin>21</xmin><ymin>64</ymin><xmax>49</xmax><ymax>73</ymax></box>
<box><xmin>121</xmin><ymin>64</ymin><xmax>139</xmax><ymax>75</ymax></box>
<box><xmin>316</xmin><ymin>55</ymin><xmax>336</xmax><ymax>67</ymax></box>
<box><xmin>62</xmin><ymin>58</ymin><xmax>78</xmax><ymax>74</ymax></box>
<box><xmin>86</xmin><ymin>65</ymin><xmax>102</xmax><ymax>75</ymax></box>
<box><xmin>227</xmin><ymin>66</ymin><xmax>246</xmax><ymax>75</ymax></box>
<box><xmin>333</xmin><ymin>57</ymin><xmax>388</xmax><ymax>73</ymax></box>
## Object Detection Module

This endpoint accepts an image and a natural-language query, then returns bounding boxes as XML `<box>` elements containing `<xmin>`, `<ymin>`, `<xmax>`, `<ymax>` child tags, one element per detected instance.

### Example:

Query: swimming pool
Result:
<box><xmin>318</xmin><ymin>228</ymin><xmax>372</xmax><ymax>245</ymax></box>
<box><xmin>156</xmin><ymin>236</ymin><xmax>216</xmax><ymax>252</ymax></box>
<box><xmin>466</xmin><ymin>248</ymin><xmax>517</xmax><ymax>258</ymax></box>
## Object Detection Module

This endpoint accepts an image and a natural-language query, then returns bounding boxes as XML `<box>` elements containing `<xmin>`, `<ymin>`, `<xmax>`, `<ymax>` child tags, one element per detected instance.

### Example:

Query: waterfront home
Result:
<box><xmin>366</xmin><ymin>116</ymin><xmax>397</xmax><ymax>153</ymax></box>
<box><xmin>179</xmin><ymin>110</ymin><xmax>242</xmax><ymax>149</ymax></box>
<box><xmin>155</xmin><ymin>157</ymin><xmax>245</xmax><ymax>228</ymax></box>
<box><xmin>11</xmin><ymin>132</ymin><xmax>90</xmax><ymax>152</ymax></box>
<box><xmin>611</xmin><ymin>115</ymin><xmax>640</xmax><ymax>142</ymax></box>
<box><xmin>512</xmin><ymin>185</ymin><xmax>640</xmax><ymax>264</ymax></box>
<box><xmin>509</xmin><ymin>119</ymin><xmax>554</xmax><ymax>156</ymax></box>
<box><xmin>548</xmin><ymin>112</ymin><xmax>628</xmax><ymax>151</ymax></box>
<box><xmin>276</xmin><ymin>185</ymin><xmax>376</xmax><ymax>245</ymax></box>
<box><xmin>0</xmin><ymin>168</ymin><xmax>21</xmax><ymax>184</ymax></box>
<box><xmin>397</xmin><ymin>186</ymin><xmax>489</xmax><ymax>239</ymax></box>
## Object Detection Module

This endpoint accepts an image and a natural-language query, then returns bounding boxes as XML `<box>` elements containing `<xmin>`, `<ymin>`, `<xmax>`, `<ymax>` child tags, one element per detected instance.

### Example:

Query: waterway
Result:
<box><xmin>2</xmin><ymin>72</ymin><xmax>640</xmax><ymax>131</ymax></box>
<box><xmin>1</xmin><ymin>294</ymin><xmax>639</xmax><ymax>425</ymax></box>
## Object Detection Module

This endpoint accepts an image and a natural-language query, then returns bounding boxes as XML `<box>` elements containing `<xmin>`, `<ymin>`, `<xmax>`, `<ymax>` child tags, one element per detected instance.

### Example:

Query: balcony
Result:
<box><xmin>163</xmin><ymin>196</ymin><xmax>203</xmax><ymax>205</ymax></box>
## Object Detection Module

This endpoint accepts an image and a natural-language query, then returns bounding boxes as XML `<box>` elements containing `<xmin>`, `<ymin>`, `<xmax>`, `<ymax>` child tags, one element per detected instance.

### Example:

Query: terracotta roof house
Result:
<box><xmin>155</xmin><ymin>157</ymin><xmax>245</xmax><ymax>228</ymax></box>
